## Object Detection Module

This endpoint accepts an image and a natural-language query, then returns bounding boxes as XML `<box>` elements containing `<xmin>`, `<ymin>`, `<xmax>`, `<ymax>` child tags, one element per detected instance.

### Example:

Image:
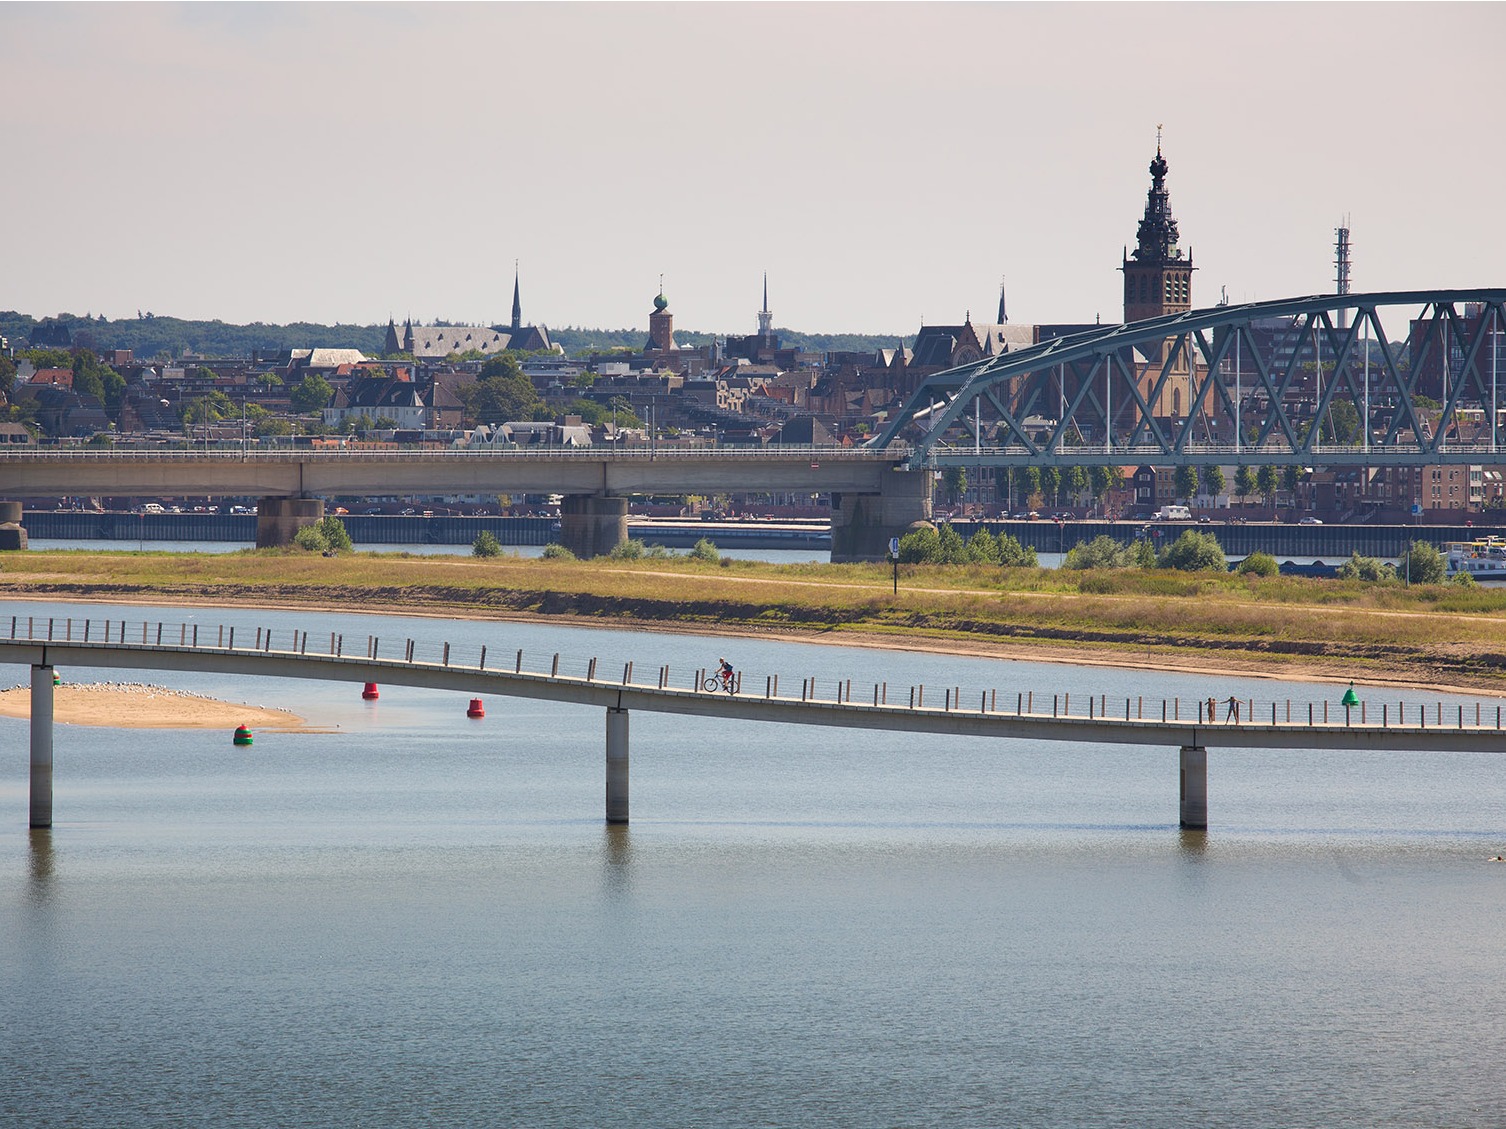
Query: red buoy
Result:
<box><xmin>362</xmin><ymin>682</ymin><xmax>380</xmax><ymax>700</ymax></box>
<box><xmin>467</xmin><ymin>698</ymin><xmax>485</xmax><ymax>718</ymax></box>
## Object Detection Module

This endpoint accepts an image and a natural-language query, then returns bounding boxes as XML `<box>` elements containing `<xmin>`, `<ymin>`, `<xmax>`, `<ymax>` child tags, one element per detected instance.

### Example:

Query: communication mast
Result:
<box><xmin>1334</xmin><ymin>219</ymin><xmax>1352</xmax><ymax>329</ymax></box>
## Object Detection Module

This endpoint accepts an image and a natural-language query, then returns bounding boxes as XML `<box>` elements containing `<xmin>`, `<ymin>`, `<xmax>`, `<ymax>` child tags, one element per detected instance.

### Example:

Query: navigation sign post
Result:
<box><xmin>888</xmin><ymin>536</ymin><xmax>900</xmax><ymax>595</ymax></box>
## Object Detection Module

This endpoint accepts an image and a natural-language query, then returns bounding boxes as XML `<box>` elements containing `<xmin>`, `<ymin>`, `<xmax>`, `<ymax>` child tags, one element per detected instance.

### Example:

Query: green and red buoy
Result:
<box><xmin>233</xmin><ymin>724</ymin><xmax>253</xmax><ymax>747</ymax></box>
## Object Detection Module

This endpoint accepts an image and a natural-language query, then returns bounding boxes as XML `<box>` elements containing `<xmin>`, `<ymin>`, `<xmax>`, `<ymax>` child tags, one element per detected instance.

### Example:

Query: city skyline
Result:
<box><xmin>4</xmin><ymin>2</ymin><xmax>1503</xmax><ymax>336</ymax></box>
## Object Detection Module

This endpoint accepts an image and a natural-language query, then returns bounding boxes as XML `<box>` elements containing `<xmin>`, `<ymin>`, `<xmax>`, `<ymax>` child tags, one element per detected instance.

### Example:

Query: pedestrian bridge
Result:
<box><xmin>4</xmin><ymin>614</ymin><xmax>1502</xmax><ymax>831</ymax></box>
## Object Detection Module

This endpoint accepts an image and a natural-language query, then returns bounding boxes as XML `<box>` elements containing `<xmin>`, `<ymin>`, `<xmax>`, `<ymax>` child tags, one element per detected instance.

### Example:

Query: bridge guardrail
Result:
<box><xmin>7</xmin><ymin>614</ymin><xmax>1503</xmax><ymax>737</ymax></box>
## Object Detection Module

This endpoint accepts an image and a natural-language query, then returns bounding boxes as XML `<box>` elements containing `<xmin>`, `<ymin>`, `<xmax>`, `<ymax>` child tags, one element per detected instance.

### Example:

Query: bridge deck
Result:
<box><xmin>2</xmin><ymin>615</ymin><xmax>1501</xmax><ymax>754</ymax></box>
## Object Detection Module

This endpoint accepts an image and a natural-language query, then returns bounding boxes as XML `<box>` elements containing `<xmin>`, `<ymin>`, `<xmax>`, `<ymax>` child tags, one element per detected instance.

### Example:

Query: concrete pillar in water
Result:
<box><xmin>829</xmin><ymin>468</ymin><xmax>932</xmax><ymax>562</ymax></box>
<box><xmin>605</xmin><ymin>707</ymin><xmax>629</xmax><ymax>825</ymax></box>
<box><xmin>255</xmin><ymin>497</ymin><xmax>325</xmax><ymax>547</ymax></box>
<box><xmin>1179</xmin><ymin>745</ymin><xmax>1207</xmax><ymax>830</ymax></box>
<box><xmin>0</xmin><ymin>500</ymin><xmax>29</xmax><ymax>550</ymax></box>
<box><xmin>560</xmin><ymin>494</ymin><xmax>628</xmax><ymax>559</ymax></box>
<box><xmin>31</xmin><ymin>664</ymin><xmax>54</xmax><ymax>829</ymax></box>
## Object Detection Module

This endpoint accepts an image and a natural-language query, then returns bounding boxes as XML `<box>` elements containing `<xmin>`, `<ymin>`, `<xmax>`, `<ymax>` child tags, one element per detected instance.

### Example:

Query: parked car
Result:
<box><xmin>1298</xmin><ymin>517</ymin><xmax>1323</xmax><ymax>525</ymax></box>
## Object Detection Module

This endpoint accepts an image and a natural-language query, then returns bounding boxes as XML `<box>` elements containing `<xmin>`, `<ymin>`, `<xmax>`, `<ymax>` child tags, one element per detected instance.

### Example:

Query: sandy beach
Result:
<box><xmin>0</xmin><ymin>681</ymin><xmax>313</xmax><ymax>730</ymax></box>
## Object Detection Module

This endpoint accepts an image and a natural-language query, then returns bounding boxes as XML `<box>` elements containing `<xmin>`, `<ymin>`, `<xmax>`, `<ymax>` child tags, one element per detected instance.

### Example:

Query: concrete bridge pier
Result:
<box><xmin>256</xmin><ymin>497</ymin><xmax>325</xmax><ymax>547</ymax></box>
<box><xmin>1179</xmin><ymin>745</ymin><xmax>1207</xmax><ymax>829</ymax></box>
<box><xmin>606</xmin><ymin>707</ymin><xmax>629</xmax><ymax>824</ymax></box>
<box><xmin>830</xmin><ymin>468</ymin><xmax>932</xmax><ymax>563</ymax></box>
<box><xmin>560</xmin><ymin>494</ymin><xmax>628</xmax><ymax>559</ymax></box>
<box><xmin>30</xmin><ymin>664</ymin><xmax>53</xmax><ymax>829</ymax></box>
<box><xmin>0</xmin><ymin>501</ymin><xmax>29</xmax><ymax>550</ymax></box>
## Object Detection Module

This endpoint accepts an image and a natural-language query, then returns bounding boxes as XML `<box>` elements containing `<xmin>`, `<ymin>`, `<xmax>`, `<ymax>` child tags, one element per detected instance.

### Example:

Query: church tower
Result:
<box><xmin>1121</xmin><ymin>130</ymin><xmax>1193</xmax><ymax>324</ymax></box>
<box><xmin>511</xmin><ymin>262</ymin><xmax>523</xmax><ymax>331</ymax></box>
<box><xmin>646</xmin><ymin>284</ymin><xmax>675</xmax><ymax>353</ymax></box>
<box><xmin>1120</xmin><ymin>131</ymin><xmax>1195</xmax><ymax>420</ymax></box>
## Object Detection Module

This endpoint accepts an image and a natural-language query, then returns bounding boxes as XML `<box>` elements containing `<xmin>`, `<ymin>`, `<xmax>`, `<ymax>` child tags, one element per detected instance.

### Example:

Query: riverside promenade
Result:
<box><xmin>5</xmin><ymin>614</ymin><xmax>1502</xmax><ymax>832</ymax></box>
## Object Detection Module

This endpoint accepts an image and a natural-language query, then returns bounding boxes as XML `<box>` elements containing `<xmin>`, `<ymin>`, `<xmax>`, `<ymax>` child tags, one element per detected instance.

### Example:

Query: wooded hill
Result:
<box><xmin>1</xmin><ymin>311</ymin><xmax>910</xmax><ymax>362</ymax></box>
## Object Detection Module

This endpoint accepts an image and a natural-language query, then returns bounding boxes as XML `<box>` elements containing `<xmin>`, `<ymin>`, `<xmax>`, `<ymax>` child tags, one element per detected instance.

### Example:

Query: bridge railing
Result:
<box><xmin>6</xmin><ymin>615</ymin><xmax>1504</xmax><ymax>735</ymax></box>
<box><xmin>0</xmin><ymin>444</ymin><xmax>907</xmax><ymax>463</ymax></box>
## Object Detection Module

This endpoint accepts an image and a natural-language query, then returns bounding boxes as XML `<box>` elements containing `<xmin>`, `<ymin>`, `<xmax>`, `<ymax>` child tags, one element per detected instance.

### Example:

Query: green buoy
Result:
<box><xmin>233</xmin><ymin>724</ymin><xmax>254</xmax><ymax>747</ymax></box>
<box><xmin>1340</xmin><ymin>683</ymin><xmax>1360</xmax><ymax>708</ymax></box>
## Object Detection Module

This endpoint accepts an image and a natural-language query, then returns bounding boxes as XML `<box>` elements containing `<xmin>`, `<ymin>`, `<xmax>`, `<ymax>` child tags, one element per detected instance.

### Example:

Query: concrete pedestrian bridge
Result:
<box><xmin>6</xmin><ymin>614</ymin><xmax>1501</xmax><ymax>832</ymax></box>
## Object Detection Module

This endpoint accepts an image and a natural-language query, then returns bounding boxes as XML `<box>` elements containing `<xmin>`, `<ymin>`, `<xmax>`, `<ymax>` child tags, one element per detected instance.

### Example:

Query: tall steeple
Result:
<box><xmin>511</xmin><ymin>261</ymin><xmax>523</xmax><ymax>331</ymax></box>
<box><xmin>997</xmin><ymin>277</ymin><xmax>1007</xmax><ymax>325</ymax></box>
<box><xmin>1122</xmin><ymin>126</ymin><xmax>1194</xmax><ymax>324</ymax></box>
<box><xmin>757</xmin><ymin>271</ymin><xmax>773</xmax><ymax>337</ymax></box>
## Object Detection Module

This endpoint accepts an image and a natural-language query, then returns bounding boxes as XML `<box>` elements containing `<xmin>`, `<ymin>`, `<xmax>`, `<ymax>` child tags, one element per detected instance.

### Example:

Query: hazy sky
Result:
<box><xmin>5</xmin><ymin>2</ymin><xmax>1503</xmax><ymax>337</ymax></box>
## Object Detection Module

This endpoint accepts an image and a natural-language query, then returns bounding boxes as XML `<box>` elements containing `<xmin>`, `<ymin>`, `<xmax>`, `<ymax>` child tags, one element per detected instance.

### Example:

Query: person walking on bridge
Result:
<box><xmin>1225</xmin><ymin>695</ymin><xmax>1241</xmax><ymax>723</ymax></box>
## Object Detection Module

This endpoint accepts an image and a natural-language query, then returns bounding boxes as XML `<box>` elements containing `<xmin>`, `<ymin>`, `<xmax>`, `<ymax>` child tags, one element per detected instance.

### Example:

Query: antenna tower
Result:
<box><xmin>1334</xmin><ymin>219</ymin><xmax>1352</xmax><ymax>329</ymax></box>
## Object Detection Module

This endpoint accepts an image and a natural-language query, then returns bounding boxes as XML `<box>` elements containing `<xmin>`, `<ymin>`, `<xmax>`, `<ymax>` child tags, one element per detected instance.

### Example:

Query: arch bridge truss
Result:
<box><xmin>869</xmin><ymin>290</ymin><xmax>1506</xmax><ymax>469</ymax></box>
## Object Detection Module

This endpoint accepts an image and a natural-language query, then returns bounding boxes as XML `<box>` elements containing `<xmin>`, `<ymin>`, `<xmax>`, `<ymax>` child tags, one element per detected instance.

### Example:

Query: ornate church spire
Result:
<box><xmin>757</xmin><ymin>271</ymin><xmax>773</xmax><ymax>337</ymax></box>
<box><xmin>1133</xmin><ymin>126</ymin><xmax>1183</xmax><ymax>263</ymax></box>
<box><xmin>511</xmin><ymin>261</ymin><xmax>523</xmax><ymax>330</ymax></box>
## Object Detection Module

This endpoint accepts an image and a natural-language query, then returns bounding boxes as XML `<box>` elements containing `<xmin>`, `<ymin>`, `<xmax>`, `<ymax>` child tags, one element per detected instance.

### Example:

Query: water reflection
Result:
<box><xmin>26</xmin><ymin>827</ymin><xmax>55</xmax><ymax>906</ymax></box>
<box><xmin>1177</xmin><ymin>827</ymin><xmax>1209</xmax><ymax>859</ymax></box>
<box><xmin>601</xmin><ymin>824</ymin><xmax>634</xmax><ymax>898</ymax></box>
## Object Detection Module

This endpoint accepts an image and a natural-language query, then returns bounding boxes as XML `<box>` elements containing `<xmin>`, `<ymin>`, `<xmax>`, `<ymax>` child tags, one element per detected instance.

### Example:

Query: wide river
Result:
<box><xmin>2</xmin><ymin>597</ymin><xmax>1503</xmax><ymax>1128</ymax></box>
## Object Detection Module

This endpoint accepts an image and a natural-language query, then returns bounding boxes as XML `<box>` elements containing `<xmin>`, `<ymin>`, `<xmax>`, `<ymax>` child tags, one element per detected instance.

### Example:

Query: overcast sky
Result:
<box><xmin>4</xmin><ymin>2</ymin><xmax>1502</xmax><ymax>337</ymax></box>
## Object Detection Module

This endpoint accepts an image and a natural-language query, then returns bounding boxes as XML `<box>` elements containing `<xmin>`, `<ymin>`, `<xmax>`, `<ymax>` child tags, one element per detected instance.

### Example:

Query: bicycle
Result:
<box><xmin>702</xmin><ymin>674</ymin><xmax>737</xmax><ymax>695</ymax></box>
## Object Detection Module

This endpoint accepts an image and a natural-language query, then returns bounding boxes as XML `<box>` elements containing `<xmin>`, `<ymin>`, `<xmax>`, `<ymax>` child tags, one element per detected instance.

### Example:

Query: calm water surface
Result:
<box><xmin>2</xmin><ymin>599</ymin><xmax>1504</xmax><ymax>1128</ymax></box>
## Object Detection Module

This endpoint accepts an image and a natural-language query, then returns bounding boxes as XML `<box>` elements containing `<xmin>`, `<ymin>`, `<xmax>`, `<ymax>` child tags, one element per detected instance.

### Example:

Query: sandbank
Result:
<box><xmin>0</xmin><ymin>681</ymin><xmax>314</xmax><ymax>731</ymax></box>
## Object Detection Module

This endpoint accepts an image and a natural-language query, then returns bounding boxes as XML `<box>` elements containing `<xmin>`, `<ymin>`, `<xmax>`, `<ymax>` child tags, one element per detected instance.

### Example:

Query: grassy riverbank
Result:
<box><xmin>3</xmin><ymin>548</ymin><xmax>1506</xmax><ymax>691</ymax></box>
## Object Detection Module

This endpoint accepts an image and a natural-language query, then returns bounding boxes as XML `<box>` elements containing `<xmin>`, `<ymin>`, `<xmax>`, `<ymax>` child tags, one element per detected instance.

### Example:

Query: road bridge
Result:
<box><xmin>0</xmin><ymin>446</ymin><xmax>921</xmax><ymax>560</ymax></box>
<box><xmin>6</xmin><ymin>615</ymin><xmax>1501</xmax><ymax>832</ymax></box>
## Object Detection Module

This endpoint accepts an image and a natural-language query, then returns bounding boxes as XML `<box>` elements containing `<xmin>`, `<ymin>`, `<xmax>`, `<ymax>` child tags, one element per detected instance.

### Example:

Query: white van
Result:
<box><xmin>138</xmin><ymin>503</ymin><xmax>166</xmax><ymax>514</ymax></box>
<box><xmin>1156</xmin><ymin>505</ymin><xmax>1191</xmax><ymax>521</ymax></box>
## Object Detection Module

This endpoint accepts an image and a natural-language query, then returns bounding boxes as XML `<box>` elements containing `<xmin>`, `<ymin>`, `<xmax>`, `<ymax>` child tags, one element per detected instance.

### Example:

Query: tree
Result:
<box><xmin>935</xmin><ymin>522</ymin><xmax>967</xmax><ymax>563</ymax></box>
<box><xmin>1089</xmin><ymin>465</ymin><xmax>1115</xmax><ymax>503</ymax></box>
<box><xmin>1398</xmin><ymin>541</ymin><xmax>1446</xmax><ymax>585</ymax></box>
<box><xmin>942</xmin><ymin>466</ymin><xmax>967</xmax><ymax>507</ymax></box>
<box><xmin>290</xmin><ymin>373</ymin><xmax>334</xmax><ymax>414</ymax></box>
<box><xmin>1282</xmin><ymin>465</ymin><xmax>1302</xmax><ymax>496</ymax></box>
<box><xmin>1174</xmin><ymin>464</ymin><xmax>1199</xmax><ymax>501</ymax></box>
<box><xmin>997</xmin><ymin>532</ymin><xmax>1037</xmax><ymax>567</ymax></box>
<box><xmin>1235</xmin><ymin>465</ymin><xmax>1257</xmax><ymax>499</ymax></box>
<box><xmin>1256</xmin><ymin>465</ymin><xmax>1279</xmax><ymax>505</ymax></box>
<box><xmin>1202</xmin><ymin>465</ymin><xmax>1226</xmax><ymax>497</ymax></box>
<box><xmin>965</xmin><ymin>528</ymin><xmax>1001</xmax><ymax>564</ymax></box>
<box><xmin>1236</xmin><ymin>551</ymin><xmax>1279</xmax><ymax>577</ymax></box>
<box><xmin>1336</xmin><ymin>552</ymin><xmax>1394</xmax><ymax>582</ymax></box>
<box><xmin>472</xmin><ymin>531</ymin><xmax>502</xmax><ymax>557</ymax></box>
<box><xmin>1159</xmin><ymin>529</ymin><xmax>1227</xmax><ymax>572</ymax></box>
<box><xmin>1064</xmin><ymin>465</ymin><xmax>1088</xmax><ymax>506</ymax></box>
<box><xmin>1020</xmin><ymin>466</ymin><xmax>1042</xmax><ymax>508</ymax></box>
<box><xmin>688</xmin><ymin>538</ymin><xmax>720</xmax><ymax>563</ymax></box>
<box><xmin>463</xmin><ymin>365</ymin><xmax>541</xmax><ymax>424</ymax></box>
<box><xmin>1327</xmin><ymin>400</ymin><xmax>1362</xmax><ymax>445</ymax></box>
<box><xmin>292</xmin><ymin>525</ymin><xmax>328</xmax><ymax>552</ymax></box>
<box><xmin>1040</xmin><ymin>466</ymin><xmax>1062</xmax><ymax>507</ymax></box>
<box><xmin>1062</xmin><ymin>535</ymin><xmax>1133</xmax><ymax>569</ymax></box>
<box><xmin>897</xmin><ymin>525</ymin><xmax>940</xmax><ymax>563</ymax></box>
<box><xmin>316</xmin><ymin>516</ymin><xmax>352</xmax><ymax>552</ymax></box>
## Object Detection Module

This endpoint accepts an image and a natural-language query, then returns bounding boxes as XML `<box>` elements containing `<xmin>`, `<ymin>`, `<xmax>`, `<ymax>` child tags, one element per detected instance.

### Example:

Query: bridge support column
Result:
<box><xmin>830</xmin><ymin>469</ymin><xmax>932</xmax><ymax>563</ymax></box>
<box><xmin>31</xmin><ymin>664</ymin><xmax>53</xmax><ymax>829</ymax></box>
<box><xmin>606</xmin><ymin>707</ymin><xmax>629</xmax><ymax>824</ymax></box>
<box><xmin>0</xmin><ymin>501</ymin><xmax>28</xmax><ymax>550</ymax></box>
<box><xmin>560</xmin><ymin>494</ymin><xmax>628</xmax><ymax>559</ymax></box>
<box><xmin>1179</xmin><ymin>745</ymin><xmax>1207</xmax><ymax>830</ymax></box>
<box><xmin>255</xmin><ymin>497</ymin><xmax>324</xmax><ymax>548</ymax></box>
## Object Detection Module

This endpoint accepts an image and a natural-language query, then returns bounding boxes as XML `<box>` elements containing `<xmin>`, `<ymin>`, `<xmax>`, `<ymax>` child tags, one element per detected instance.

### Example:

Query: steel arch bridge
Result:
<box><xmin>868</xmin><ymin>289</ymin><xmax>1506</xmax><ymax>470</ymax></box>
